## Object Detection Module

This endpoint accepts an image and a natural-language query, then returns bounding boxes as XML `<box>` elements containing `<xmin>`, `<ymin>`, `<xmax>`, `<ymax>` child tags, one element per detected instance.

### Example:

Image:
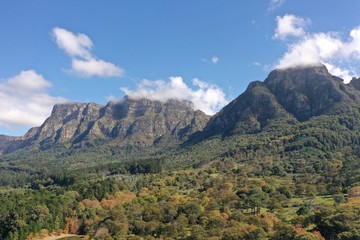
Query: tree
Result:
<box><xmin>245</xmin><ymin>189</ymin><xmax>269</xmax><ymax>214</ymax></box>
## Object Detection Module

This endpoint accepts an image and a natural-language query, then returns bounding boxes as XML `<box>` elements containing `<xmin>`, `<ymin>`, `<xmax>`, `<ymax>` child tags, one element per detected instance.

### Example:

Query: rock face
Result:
<box><xmin>24</xmin><ymin>102</ymin><xmax>103</xmax><ymax>149</ymax></box>
<box><xmin>202</xmin><ymin>65</ymin><xmax>360</xmax><ymax>137</ymax></box>
<box><xmin>88</xmin><ymin>97</ymin><xmax>209</xmax><ymax>146</ymax></box>
<box><xmin>0</xmin><ymin>97</ymin><xmax>210</xmax><ymax>153</ymax></box>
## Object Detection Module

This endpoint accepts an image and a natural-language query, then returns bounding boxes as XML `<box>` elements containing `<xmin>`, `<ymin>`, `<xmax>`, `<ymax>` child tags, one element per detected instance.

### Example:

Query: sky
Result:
<box><xmin>1</xmin><ymin>0</ymin><xmax>360</xmax><ymax>136</ymax></box>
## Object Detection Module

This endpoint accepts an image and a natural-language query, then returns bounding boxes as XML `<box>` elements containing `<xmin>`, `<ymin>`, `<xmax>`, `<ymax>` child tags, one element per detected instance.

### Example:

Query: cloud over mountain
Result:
<box><xmin>121</xmin><ymin>77</ymin><xmax>228</xmax><ymax>115</ymax></box>
<box><xmin>274</xmin><ymin>15</ymin><xmax>360</xmax><ymax>83</ymax></box>
<box><xmin>52</xmin><ymin>27</ymin><xmax>124</xmax><ymax>78</ymax></box>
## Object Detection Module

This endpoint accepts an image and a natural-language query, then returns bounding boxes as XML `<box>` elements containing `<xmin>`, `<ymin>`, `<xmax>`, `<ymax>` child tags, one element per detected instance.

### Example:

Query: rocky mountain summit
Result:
<box><xmin>0</xmin><ymin>97</ymin><xmax>210</xmax><ymax>154</ymax></box>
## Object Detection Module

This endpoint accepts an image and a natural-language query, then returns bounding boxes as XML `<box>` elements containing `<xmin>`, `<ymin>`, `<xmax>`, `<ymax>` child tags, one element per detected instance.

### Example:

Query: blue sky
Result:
<box><xmin>1</xmin><ymin>0</ymin><xmax>360</xmax><ymax>136</ymax></box>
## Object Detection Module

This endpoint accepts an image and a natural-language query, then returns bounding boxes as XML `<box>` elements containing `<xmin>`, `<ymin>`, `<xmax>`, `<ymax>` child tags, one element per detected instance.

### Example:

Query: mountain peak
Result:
<box><xmin>262</xmin><ymin>64</ymin><xmax>357</xmax><ymax>121</ymax></box>
<box><xmin>200</xmin><ymin>64</ymin><xmax>360</xmax><ymax>139</ymax></box>
<box><xmin>265</xmin><ymin>64</ymin><xmax>332</xmax><ymax>87</ymax></box>
<box><xmin>272</xmin><ymin>64</ymin><xmax>330</xmax><ymax>76</ymax></box>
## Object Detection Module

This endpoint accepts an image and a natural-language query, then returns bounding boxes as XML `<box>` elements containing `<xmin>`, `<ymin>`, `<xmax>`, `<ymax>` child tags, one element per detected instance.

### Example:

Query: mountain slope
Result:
<box><xmin>201</xmin><ymin>81</ymin><xmax>294</xmax><ymax>137</ymax></box>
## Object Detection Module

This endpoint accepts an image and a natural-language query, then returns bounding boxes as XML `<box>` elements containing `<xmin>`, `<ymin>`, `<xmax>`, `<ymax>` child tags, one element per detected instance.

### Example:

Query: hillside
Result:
<box><xmin>0</xmin><ymin>65</ymin><xmax>360</xmax><ymax>239</ymax></box>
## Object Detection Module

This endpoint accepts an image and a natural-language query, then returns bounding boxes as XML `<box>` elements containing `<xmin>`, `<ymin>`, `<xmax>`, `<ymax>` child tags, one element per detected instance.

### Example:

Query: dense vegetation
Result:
<box><xmin>0</xmin><ymin>160</ymin><xmax>359</xmax><ymax>239</ymax></box>
<box><xmin>1</xmin><ymin>110</ymin><xmax>360</xmax><ymax>239</ymax></box>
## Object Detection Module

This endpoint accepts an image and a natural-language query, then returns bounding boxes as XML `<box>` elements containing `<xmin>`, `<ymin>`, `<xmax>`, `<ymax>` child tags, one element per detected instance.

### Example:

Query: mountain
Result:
<box><xmin>0</xmin><ymin>97</ymin><xmax>209</xmax><ymax>154</ymax></box>
<box><xmin>201</xmin><ymin>64</ymin><xmax>360</xmax><ymax>138</ymax></box>
<box><xmin>1</xmin><ymin>64</ymin><xmax>360</xmax><ymax>158</ymax></box>
<box><xmin>2</xmin><ymin>65</ymin><xmax>360</xmax><ymax>240</ymax></box>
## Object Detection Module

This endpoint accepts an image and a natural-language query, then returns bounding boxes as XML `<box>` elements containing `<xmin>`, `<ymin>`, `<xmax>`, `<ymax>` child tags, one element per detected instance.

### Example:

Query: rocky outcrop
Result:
<box><xmin>25</xmin><ymin>102</ymin><xmax>103</xmax><ymax>149</ymax></box>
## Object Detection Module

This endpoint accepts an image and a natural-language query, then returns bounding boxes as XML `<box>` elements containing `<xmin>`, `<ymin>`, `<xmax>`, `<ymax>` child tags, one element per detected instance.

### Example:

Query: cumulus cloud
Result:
<box><xmin>268</xmin><ymin>0</ymin><xmax>286</xmax><ymax>11</ymax></box>
<box><xmin>0</xmin><ymin>70</ymin><xmax>68</xmax><ymax>130</ymax></box>
<box><xmin>274</xmin><ymin>15</ymin><xmax>360</xmax><ymax>82</ymax></box>
<box><xmin>276</xmin><ymin>33</ymin><xmax>343</xmax><ymax>68</ymax></box>
<box><xmin>274</xmin><ymin>14</ymin><xmax>309</xmax><ymax>39</ymax></box>
<box><xmin>52</xmin><ymin>27</ymin><xmax>124</xmax><ymax>78</ymax></box>
<box><xmin>72</xmin><ymin>59</ymin><xmax>124</xmax><ymax>77</ymax></box>
<box><xmin>121</xmin><ymin>77</ymin><xmax>228</xmax><ymax>115</ymax></box>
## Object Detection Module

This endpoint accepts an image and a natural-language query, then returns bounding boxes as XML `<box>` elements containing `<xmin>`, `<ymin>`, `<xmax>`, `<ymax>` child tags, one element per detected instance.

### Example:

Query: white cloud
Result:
<box><xmin>324</xmin><ymin>63</ymin><xmax>355</xmax><ymax>84</ymax></box>
<box><xmin>72</xmin><ymin>58</ymin><xmax>124</xmax><ymax>77</ymax></box>
<box><xmin>276</xmin><ymin>33</ymin><xmax>343</xmax><ymax>68</ymax></box>
<box><xmin>268</xmin><ymin>0</ymin><xmax>286</xmax><ymax>11</ymax></box>
<box><xmin>52</xmin><ymin>27</ymin><xmax>124</xmax><ymax>78</ymax></box>
<box><xmin>344</xmin><ymin>27</ymin><xmax>360</xmax><ymax>59</ymax></box>
<box><xmin>121</xmin><ymin>77</ymin><xmax>228</xmax><ymax>115</ymax></box>
<box><xmin>274</xmin><ymin>15</ymin><xmax>360</xmax><ymax>82</ymax></box>
<box><xmin>52</xmin><ymin>27</ymin><xmax>93</xmax><ymax>59</ymax></box>
<box><xmin>0</xmin><ymin>70</ymin><xmax>68</xmax><ymax>130</ymax></box>
<box><xmin>274</xmin><ymin>14</ymin><xmax>309</xmax><ymax>39</ymax></box>
<box><xmin>5</xmin><ymin>70</ymin><xmax>52</xmax><ymax>92</ymax></box>
<box><xmin>211</xmin><ymin>56</ymin><xmax>219</xmax><ymax>64</ymax></box>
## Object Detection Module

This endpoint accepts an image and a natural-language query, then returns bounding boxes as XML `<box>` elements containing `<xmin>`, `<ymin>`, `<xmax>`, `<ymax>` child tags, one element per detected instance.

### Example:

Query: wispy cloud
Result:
<box><xmin>0</xmin><ymin>70</ymin><xmax>68</xmax><ymax>130</ymax></box>
<box><xmin>52</xmin><ymin>27</ymin><xmax>124</xmax><ymax>78</ymax></box>
<box><xmin>274</xmin><ymin>15</ymin><xmax>360</xmax><ymax>83</ymax></box>
<box><xmin>202</xmin><ymin>56</ymin><xmax>220</xmax><ymax>65</ymax></box>
<box><xmin>268</xmin><ymin>0</ymin><xmax>286</xmax><ymax>11</ymax></box>
<box><xmin>211</xmin><ymin>56</ymin><xmax>219</xmax><ymax>64</ymax></box>
<box><xmin>121</xmin><ymin>77</ymin><xmax>228</xmax><ymax>115</ymax></box>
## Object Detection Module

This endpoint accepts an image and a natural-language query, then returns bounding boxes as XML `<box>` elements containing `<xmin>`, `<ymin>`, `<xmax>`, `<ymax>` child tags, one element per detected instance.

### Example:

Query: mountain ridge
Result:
<box><xmin>0</xmin><ymin>98</ymin><xmax>210</xmax><ymax>154</ymax></box>
<box><xmin>1</xmin><ymin>64</ymin><xmax>360</xmax><ymax>155</ymax></box>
